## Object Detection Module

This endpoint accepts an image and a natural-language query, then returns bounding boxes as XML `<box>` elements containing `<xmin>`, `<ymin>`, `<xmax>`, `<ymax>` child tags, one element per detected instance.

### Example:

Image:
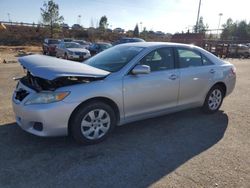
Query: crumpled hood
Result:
<box><xmin>67</xmin><ymin>48</ymin><xmax>90</xmax><ymax>53</ymax></box>
<box><xmin>18</xmin><ymin>54</ymin><xmax>110</xmax><ymax>80</ymax></box>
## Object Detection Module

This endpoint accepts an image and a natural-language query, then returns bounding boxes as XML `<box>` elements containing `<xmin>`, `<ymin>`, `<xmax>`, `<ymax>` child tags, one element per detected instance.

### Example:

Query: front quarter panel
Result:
<box><xmin>58</xmin><ymin>78</ymin><xmax>124</xmax><ymax>121</ymax></box>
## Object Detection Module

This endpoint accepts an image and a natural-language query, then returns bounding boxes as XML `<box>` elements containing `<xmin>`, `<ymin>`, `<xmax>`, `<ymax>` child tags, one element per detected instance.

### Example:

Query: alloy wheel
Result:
<box><xmin>208</xmin><ymin>89</ymin><xmax>222</xmax><ymax>110</ymax></box>
<box><xmin>80</xmin><ymin>109</ymin><xmax>111</xmax><ymax>140</ymax></box>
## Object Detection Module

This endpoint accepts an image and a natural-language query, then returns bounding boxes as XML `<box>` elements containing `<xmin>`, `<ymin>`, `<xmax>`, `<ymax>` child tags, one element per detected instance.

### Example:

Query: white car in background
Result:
<box><xmin>56</xmin><ymin>41</ymin><xmax>91</xmax><ymax>61</ymax></box>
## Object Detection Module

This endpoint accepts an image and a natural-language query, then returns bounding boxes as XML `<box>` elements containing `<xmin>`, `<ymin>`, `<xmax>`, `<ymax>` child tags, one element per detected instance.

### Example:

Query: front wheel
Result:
<box><xmin>64</xmin><ymin>53</ymin><xmax>68</xmax><ymax>60</ymax></box>
<box><xmin>70</xmin><ymin>102</ymin><xmax>116</xmax><ymax>144</ymax></box>
<box><xmin>202</xmin><ymin>85</ymin><xmax>224</xmax><ymax>114</ymax></box>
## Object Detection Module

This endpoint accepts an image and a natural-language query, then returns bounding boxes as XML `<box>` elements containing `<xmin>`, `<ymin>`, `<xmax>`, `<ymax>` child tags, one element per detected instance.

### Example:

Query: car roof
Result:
<box><xmin>118</xmin><ymin>42</ymin><xmax>199</xmax><ymax>49</ymax></box>
<box><xmin>119</xmin><ymin>42</ymin><xmax>220</xmax><ymax>61</ymax></box>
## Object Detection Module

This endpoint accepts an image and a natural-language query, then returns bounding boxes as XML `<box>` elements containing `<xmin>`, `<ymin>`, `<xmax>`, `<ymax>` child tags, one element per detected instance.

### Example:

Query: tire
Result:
<box><xmin>70</xmin><ymin>102</ymin><xmax>116</xmax><ymax>144</ymax></box>
<box><xmin>202</xmin><ymin>85</ymin><xmax>224</xmax><ymax>114</ymax></box>
<box><xmin>64</xmin><ymin>53</ymin><xmax>68</xmax><ymax>59</ymax></box>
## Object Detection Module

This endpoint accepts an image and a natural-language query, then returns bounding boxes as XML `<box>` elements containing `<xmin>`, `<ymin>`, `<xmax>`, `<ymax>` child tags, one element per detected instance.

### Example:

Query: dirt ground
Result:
<box><xmin>0</xmin><ymin>48</ymin><xmax>250</xmax><ymax>188</ymax></box>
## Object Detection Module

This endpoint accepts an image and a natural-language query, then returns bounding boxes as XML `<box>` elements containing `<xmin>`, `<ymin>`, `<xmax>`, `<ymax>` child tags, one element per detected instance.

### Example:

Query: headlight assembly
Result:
<box><xmin>25</xmin><ymin>91</ymin><xmax>70</xmax><ymax>105</ymax></box>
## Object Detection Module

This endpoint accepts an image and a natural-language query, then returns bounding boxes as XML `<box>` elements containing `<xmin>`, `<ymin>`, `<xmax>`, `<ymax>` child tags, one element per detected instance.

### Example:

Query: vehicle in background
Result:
<box><xmin>72</xmin><ymin>24</ymin><xmax>83</xmax><ymax>30</ymax></box>
<box><xmin>13</xmin><ymin>42</ymin><xmax>236</xmax><ymax>144</ymax></box>
<box><xmin>56</xmin><ymin>41</ymin><xmax>91</xmax><ymax>61</ymax></box>
<box><xmin>88</xmin><ymin>42</ymin><xmax>112</xmax><ymax>56</ymax></box>
<box><xmin>60</xmin><ymin>23</ymin><xmax>69</xmax><ymax>29</ymax></box>
<box><xmin>61</xmin><ymin>38</ymin><xmax>73</xmax><ymax>42</ymax></box>
<box><xmin>228</xmin><ymin>44</ymin><xmax>250</xmax><ymax>58</ymax></box>
<box><xmin>42</xmin><ymin>38</ymin><xmax>60</xmax><ymax>56</ymax></box>
<box><xmin>112</xmin><ymin>37</ymin><xmax>145</xmax><ymax>45</ymax></box>
<box><xmin>73</xmin><ymin>40</ymin><xmax>91</xmax><ymax>49</ymax></box>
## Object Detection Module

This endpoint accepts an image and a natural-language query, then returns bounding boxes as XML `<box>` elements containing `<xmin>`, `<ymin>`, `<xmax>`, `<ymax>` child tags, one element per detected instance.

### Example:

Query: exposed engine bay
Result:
<box><xmin>20</xmin><ymin>70</ymin><xmax>105</xmax><ymax>91</ymax></box>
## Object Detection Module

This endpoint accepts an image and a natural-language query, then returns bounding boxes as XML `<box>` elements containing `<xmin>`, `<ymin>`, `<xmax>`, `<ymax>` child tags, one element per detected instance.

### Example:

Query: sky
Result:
<box><xmin>0</xmin><ymin>0</ymin><xmax>249</xmax><ymax>34</ymax></box>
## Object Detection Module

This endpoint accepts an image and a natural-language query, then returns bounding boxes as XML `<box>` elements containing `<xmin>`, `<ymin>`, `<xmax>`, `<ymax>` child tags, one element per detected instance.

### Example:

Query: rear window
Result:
<box><xmin>177</xmin><ymin>49</ymin><xmax>203</xmax><ymax>68</ymax></box>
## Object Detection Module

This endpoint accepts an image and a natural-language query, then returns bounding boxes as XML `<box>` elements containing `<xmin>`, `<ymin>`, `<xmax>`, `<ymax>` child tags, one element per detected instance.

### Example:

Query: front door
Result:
<box><xmin>123</xmin><ymin>47</ymin><xmax>180</xmax><ymax>119</ymax></box>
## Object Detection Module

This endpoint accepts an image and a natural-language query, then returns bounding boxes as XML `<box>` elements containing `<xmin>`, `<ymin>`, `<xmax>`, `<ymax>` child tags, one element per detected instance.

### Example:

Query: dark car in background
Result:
<box><xmin>61</xmin><ymin>38</ymin><xmax>73</xmax><ymax>42</ymax></box>
<box><xmin>228</xmin><ymin>44</ymin><xmax>250</xmax><ymax>58</ymax></box>
<box><xmin>42</xmin><ymin>38</ymin><xmax>60</xmax><ymax>56</ymax></box>
<box><xmin>73</xmin><ymin>40</ymin><xmax>91</xmax><ymax>49</ymax></box>
<box><xmin>88</xmin><ymin>42</ymin><xmax>112</xmax><ymax>56</ymax></box>
<box><xmin>56</xmin><ymin>41</ymin><xmax>91</xmax><ymax>61</ymax></box>
<box><xmin>112</xmin><ymin>37</ymin><xmax>145</xmax><ymax>45</ymax></box>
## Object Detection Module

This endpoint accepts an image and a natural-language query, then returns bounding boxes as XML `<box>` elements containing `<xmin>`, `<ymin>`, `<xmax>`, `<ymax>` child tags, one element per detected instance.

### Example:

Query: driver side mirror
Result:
<box><xmin>132</xmin><ymin>65</ymin><xmax>151</xmax><ymax>75</ymax></box>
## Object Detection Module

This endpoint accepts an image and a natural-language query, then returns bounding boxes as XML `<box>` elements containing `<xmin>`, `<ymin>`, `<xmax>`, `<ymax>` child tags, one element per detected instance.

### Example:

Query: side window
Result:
<box><xmin>140</xmin><ymin>48</ymin><xmax>174</xmax><ymax>72</ymax></box>
<box><xmin>177</xmin><ymin>49</ymin><xmax>203</xmax><ymax>68</ymax></box>
<box><xmin>202</xmin><ymin>55</ymin><xmax>213</xmax><ymax>65</ymax></box>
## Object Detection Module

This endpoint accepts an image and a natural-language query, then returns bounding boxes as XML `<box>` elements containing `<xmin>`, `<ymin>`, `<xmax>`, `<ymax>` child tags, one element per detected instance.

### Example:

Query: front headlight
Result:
<box><xmin>25</xmin><ymin>91</ymin><xmax>70</xmax><ymax>105</ymax></box>
<box><xmin>68</xmin><ymin>51</ymin><xmax>74</xmax><ymax>55</ymax></box>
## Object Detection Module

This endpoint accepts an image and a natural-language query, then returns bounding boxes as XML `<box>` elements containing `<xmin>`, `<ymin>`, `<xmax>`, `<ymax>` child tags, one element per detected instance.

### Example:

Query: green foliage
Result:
<box><xmin>99</xmin><ymin>16</ymin><xmax>108</xmax><ymax>29</ymax></box>
<box><xmin>133</xmin><ymin>24</ymin><xmax>139</xmax><ymax>37</ymax></box>
<box><xmin>194</xmin><ymin>17</ymin><xmax>208</xmax><ymax>33</ymax></box>
<box><xmin>40</xmin><ymin>0</ymin><xmax>64</xmax><ymax>37</ymax></box>
<box><xmin>221</xmin><ymin>18</ymin><xmax>250</xmax><ymax>40</ymax></box>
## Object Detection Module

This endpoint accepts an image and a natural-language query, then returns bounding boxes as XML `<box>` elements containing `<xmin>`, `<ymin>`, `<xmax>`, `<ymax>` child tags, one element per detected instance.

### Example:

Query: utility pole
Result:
<box><xmin>7</xmin><ymin>13</ymin><xmax>11</xmax><ymax>22</ymax></box>
<box><xmin>217</xmin><ymin>13</ymin><xmax>223</xmax><ymax>38</ymax></box>
<box><xmin>140</xmin><ymin>22</ymin><xmax>143</xmax><ymax>33</ymax></box>
<box><xmin>195</xmin><ymin>0</ymin><xmax>201</xmax><ymax>33</ymax></box>
<box><xmin>77</xmin><ymin>15</ymin><xmax>82</xmax><ymax>25</ymax></box>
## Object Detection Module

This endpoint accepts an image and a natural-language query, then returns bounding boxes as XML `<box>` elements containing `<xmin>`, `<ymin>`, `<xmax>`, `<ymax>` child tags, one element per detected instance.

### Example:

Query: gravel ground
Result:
<box><xmin>0</xmin><ymin>49</ymin><xmax>249</xmax><ymax>188</ymax></box>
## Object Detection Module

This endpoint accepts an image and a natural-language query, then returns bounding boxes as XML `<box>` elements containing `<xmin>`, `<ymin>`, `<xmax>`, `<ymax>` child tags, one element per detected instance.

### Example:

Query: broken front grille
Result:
<box><xmin>15</xmin><ymin>89</ymin><xmax>29</xmax><ymax>102</ymax></box>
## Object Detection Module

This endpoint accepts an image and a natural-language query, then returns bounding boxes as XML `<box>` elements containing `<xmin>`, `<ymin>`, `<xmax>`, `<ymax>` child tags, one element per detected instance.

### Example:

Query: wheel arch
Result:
<box><xmin>210</xmin><ymin>81</ymin><xmax>227</xmax><ymax>97</ymax></box>
<box><xmin>68</xmin><ymin>97</ymin><xmax>120</xmax><ymax>135</ymax></box>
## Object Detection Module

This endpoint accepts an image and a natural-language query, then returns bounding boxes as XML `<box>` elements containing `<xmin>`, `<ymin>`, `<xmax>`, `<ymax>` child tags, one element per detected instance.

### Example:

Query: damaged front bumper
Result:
<box><xmin>12</xmin><ymin>81</ymin><xmax>78</xmax><ymax>137</ymax></box>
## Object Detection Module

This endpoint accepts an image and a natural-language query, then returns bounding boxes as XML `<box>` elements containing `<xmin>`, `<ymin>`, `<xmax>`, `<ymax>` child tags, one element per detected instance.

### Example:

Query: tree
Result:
<box><xmin>133</xmin><ymin>24</ymin><xmax>139</xmax><ymax>37</ymax></box>
<box><xmin>221</xmin><ymin>18</ymin><xmax>236</xmax><ymax>40</ymax></box>
<box><xmin>236</xmin><ymin>21</ymin><xmax>248</xmax><ymax>40</ymax></box>
<box><xmin>221</xmin><ymin>18</ymin><xmax>250</xmax><ymax>40</ymax></box>
<box><xmin>99</xmin><ymin>16</ymin><xmax>108</xmax><ymax>29</ymax></box>
<box><xmin>194</xmin><ymin>17</ymin><xmax>208</xmax><ymax>33</ymax></box>
<box><xmin>40</xmin><ymin>0</ymin><xmax>64</xmax><ymax>37</ymax></box>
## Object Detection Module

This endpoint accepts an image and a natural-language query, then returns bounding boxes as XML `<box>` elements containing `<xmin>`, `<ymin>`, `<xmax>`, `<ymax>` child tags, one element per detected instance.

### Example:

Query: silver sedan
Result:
<box><xmin>12</xmin><ymin>42</ymin><xmax>236</xmax><ymax>144</ymax></box>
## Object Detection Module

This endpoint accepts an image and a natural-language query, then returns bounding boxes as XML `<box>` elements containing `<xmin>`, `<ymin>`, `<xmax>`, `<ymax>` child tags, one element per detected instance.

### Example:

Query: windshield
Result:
<box><xmin>85</xmin><ymin>45</ymin><xmax>144</xmax><ymax>72</ymax></box>
<box><xmin>74</xmin><ymin>41</ymin><xmax>88</xmax><ymax>45</ymax></box>
<box><xmin>48</xmin><ymin>39</ymin><xmax>59</xmax><ymax>44</ymax></box>
<box><xmin>100</xmin><ymin>43</ymin><xmax>112</xmax><ymax>50</ymax></box>
<box><xmin>65</xmin><ymin>42</ymin><xmax>81</xmax><ymax>48</ymax></box>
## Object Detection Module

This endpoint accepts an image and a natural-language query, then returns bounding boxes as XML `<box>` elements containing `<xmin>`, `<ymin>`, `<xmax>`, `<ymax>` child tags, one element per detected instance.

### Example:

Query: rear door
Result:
<box><xmin>176</xmin><ymin>47</ymin><xmax>215</xmax><ymax>106</ymax></box>
<box><xmin>123</xmin><ymin>47</ymin><xmax>180</xmax><ymax>118</ymax></box>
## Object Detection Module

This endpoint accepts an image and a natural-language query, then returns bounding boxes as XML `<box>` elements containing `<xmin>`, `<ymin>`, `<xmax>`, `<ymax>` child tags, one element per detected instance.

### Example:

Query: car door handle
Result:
<box><xmin>169</xmin><ymin>74</ymin><xmax>178</xmax><ymax>80</ymax></box>
<box><xmin>210</xmin><ymin>69</ymin><xmax>216</xmax><ymax>74</ymax></box>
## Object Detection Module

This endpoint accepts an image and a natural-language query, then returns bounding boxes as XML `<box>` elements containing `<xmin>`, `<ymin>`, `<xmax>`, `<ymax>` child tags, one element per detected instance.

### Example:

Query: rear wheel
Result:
<box><xmin>203</xmin><ymin>85</ymin><xmax>224</xmax><ymax>114</ymax></box>
<box><xmin>71</xmin><ymin>102</ymin><xmax>116</xmax><ymax>144</ymax></box>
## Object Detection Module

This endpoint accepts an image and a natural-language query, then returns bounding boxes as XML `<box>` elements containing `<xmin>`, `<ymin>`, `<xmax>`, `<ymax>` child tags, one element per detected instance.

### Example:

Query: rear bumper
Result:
<box><xmin>225</xmin><ymin>75</ymin><xmax>236</xmax><ymax>97</ymax></box>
